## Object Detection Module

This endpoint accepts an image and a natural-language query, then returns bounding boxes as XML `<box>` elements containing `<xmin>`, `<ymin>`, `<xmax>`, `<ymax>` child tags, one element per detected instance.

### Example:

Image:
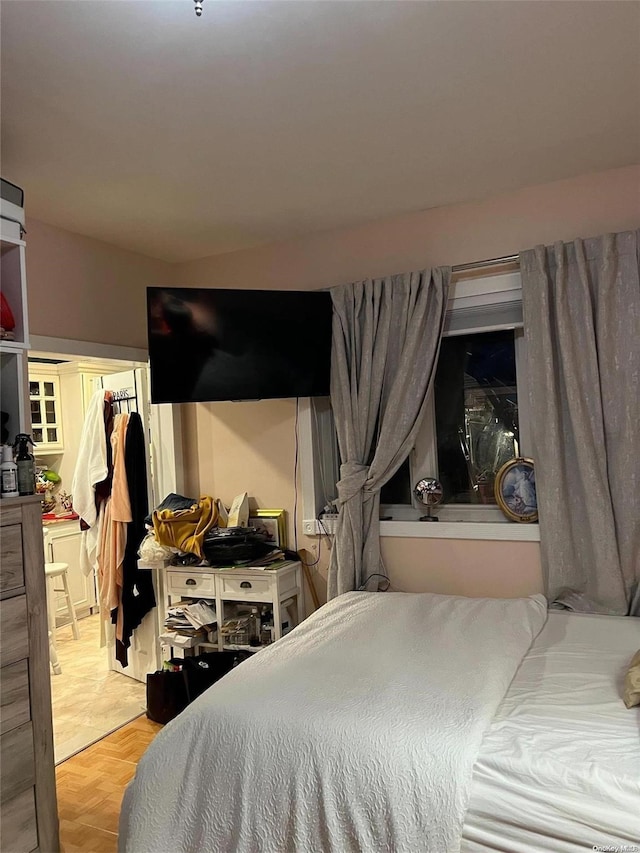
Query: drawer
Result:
<box><xmin>0</xmin><ymin>596</ymin><xmax>29</xmax><ymax>668</ymax></box>
<box><xmin>0</xmin><ymin>524</ymin><xmax>24</xmax><ymax>595</ymax></box>
<box><xmin>167</xmin><ymin>571</ymin><xmax>216</xmax><ymax>598</ymax></box>
<box><xmin>1</xmin><ymin>787</ymin><xmax>37</xmax><ymax>853</ymax></box>
<box><xmin>220</xmin><ymin>575</ymin><xmax>272</xmax><ymax>601</ymax></box>
<box><xmin>0</xmin><ymin>659</ymin><xmax>30</xmax><ymax>736</ymax></box>
<box><xmin>0</xmin><ymin>721</ymin><xmax>35</xmax><ymax>804</ymax></box>
<box><xmin>0</xmin><ymin>506</ymin><xmax>22</xmax><ymax>527</ymax></box>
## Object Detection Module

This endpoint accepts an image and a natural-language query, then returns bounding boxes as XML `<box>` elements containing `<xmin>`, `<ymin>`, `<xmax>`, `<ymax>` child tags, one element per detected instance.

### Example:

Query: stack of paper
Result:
<box><xmin>164</xmin><ymin>600</ymin><xmax>217</xmax><ymax>635</ymax></box>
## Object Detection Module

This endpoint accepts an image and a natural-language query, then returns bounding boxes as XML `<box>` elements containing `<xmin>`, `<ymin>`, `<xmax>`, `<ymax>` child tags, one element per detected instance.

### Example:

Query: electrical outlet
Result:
<box><xmin>303</xmin><ymin>516</ymin><xmax>338</xmax><ymax>536</ymax></box>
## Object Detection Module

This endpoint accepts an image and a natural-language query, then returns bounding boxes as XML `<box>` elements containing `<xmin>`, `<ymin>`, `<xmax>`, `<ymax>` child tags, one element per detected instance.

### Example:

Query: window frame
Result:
<box><xmin>300</xmin><ymin>270</ymin><xmax>540</xmax><ymax>541</ymax></box>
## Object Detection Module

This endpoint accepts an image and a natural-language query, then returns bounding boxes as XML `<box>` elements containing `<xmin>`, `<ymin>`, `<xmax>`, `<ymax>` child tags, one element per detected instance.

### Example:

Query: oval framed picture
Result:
<box><xmin>494</xmin><ymin>457</ymin><xmax>538</xmax><ymax>523</ymax></box>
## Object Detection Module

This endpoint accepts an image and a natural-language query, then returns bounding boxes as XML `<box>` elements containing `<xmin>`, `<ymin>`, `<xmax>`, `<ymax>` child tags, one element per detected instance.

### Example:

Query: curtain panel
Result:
<box><xmin>520</xmin><ymin>230</ymin><xmax>640</xmax><ymax>615</ymax></box>
<box><xmin>327</xmin><ymin>268</ymin><xmax>450</xmax><ymax>599</ymax></box>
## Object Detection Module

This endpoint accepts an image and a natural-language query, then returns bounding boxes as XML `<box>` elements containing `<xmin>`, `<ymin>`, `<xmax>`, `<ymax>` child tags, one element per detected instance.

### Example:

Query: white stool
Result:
<box><xmin>45</xmin><ymin>561</ymin><xmax>80</xmax><ymax>639</ymax></box>
<box><xmin>49</xmin><ymin>629</ymin><xmax>62</xmax><ymax>676</ymax></box>
<box><xmin>43</xmin><ymin>529</ymin><xmax>79</xmax><ymax>675</ymax></box>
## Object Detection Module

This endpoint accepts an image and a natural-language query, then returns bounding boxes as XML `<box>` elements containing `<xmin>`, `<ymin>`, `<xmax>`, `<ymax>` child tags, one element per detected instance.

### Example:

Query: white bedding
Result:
<box><xmin>120</xmin><ymin>591</ymin><xmax>546</xmax><ymax>853</ymax></box>
<box><xmin>461</xmin><ymin>611</ymin><xmax>640</xmax><ymax>852</ymax></box>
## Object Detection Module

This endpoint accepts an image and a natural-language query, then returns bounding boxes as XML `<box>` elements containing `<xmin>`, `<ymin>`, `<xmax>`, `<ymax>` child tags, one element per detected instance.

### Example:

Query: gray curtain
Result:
<box><xmin>520</xmin><ymin>230</ymin><xmax>640</xmax><ymax>615</ymax></box>
<box><xmin>327</xmin><ymin>268</ymin><xmax>450</xmax><ymax>599</ymax></box>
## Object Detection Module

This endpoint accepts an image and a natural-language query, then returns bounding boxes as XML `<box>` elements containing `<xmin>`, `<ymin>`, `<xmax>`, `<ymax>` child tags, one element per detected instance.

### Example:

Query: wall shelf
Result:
<box><xmin>0</xmin><ymin>209</ymin><xmax>30</xmax><ymax>443</ymax></box>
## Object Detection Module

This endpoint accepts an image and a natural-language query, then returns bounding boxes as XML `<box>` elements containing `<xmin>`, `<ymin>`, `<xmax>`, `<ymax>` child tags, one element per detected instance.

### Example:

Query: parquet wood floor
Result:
<box><xmin>56</xmin><ymin>715</ymin><xmax>162</xmax><ymax>852</ymax></box>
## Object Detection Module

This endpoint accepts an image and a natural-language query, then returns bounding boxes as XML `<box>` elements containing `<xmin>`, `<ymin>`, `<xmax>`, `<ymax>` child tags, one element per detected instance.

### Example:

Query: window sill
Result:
<box><xmin>304</xmin><ymin>517</ymin><xmax>540</xmax><ymax>542</ymax></box>
<box><xmin>379</xmin><ymin>520</ymin><xmax>540</xmax><ymax>542</ymax></box>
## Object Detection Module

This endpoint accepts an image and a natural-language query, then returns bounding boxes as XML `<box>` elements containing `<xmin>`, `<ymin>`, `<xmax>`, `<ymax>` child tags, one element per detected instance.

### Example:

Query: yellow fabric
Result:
<box><xmin>623</xmin><ymin>650</ymin><xmax>640</xmax><ymax>709</ymax></box>
<box><xmin>153</xmin><ymin>496</ymin><xmax>218</xmax><ymax>559</ymax></box>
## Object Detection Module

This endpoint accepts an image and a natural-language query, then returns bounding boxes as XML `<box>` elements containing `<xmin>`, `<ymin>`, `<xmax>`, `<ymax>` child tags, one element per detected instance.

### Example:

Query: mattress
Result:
<box><xmin>461</xmin><ymin>611</ymin><xmax>640</xmax><ymax>853</ymax></box>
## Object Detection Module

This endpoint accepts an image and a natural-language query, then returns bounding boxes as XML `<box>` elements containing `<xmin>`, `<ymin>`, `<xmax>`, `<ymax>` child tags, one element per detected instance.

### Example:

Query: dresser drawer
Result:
<box><xmin>1</xmin><ymin>787</ymin><xmax>37</xmax><ymax>853</ymax></box>
<box><xmin>167</xmin><ymin>571</ymin><xmax>216</xmax><ymax>598</ymax></box>
<box><xmin>0</xmin><ymin>721</ymin><xmax>35</xmax><ymax>804</ymax></box>
<box><xmin>0</xmin><ymin>659</ymin><xmax>30</xmax><ymax>736</ymax></box>
<box><xmin>0</xmin><ymin>596</ymin><xmax>29</xmax><ymax>668</ymax></box>
<box><xmin>220</xmin><ymin>575</ymin><xmax>272</xmax><ymax>601</ymax></box>
<box><xmin>0</xmin><ymin>524</ymin><xmax>24</xmax><ymax>595</ymax></box>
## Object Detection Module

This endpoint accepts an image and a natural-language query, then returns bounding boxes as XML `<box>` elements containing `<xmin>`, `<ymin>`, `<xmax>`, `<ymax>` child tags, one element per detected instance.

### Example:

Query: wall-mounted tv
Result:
<box><xmin>147</xmin><ymin>287</ymin><xmax>333</xmax><ymax>403</ymax></box>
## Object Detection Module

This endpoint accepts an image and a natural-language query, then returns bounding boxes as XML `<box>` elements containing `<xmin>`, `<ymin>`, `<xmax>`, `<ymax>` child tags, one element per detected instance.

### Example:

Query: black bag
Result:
<box><xmin>146</xmin><ymin>652</ymin><xmax>248</xmax><ymax>724</ymax></box>
<box><xmin>202</xmin><ymin>527</ymin><xmax>272</xmax><ymax>565</ymax></box>
<box><xmin>146</xmin><ymin>668</ymin><xmax>190</xmax><ymax>724</ymax></box>
<box><xmin>182</xmin><ymin>651</ymin><xmax>247</xmax><ymax>701</ymax></box>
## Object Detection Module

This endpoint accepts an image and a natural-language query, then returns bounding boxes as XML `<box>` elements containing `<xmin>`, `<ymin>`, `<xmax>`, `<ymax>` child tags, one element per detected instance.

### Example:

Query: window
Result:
<box><xmin>381</xmin><ymin>329</ymin><xmax>520</xmax><ymax>508</ymax></box>
<box><xmin>436</xmin><ymin>330</ymin><xmax>519</xmax><ymax>505</ymax></box>
<box><xmin>301</xmin><ymin>271</ymin><xmax>537</xmax><ymax>538</ymax></box>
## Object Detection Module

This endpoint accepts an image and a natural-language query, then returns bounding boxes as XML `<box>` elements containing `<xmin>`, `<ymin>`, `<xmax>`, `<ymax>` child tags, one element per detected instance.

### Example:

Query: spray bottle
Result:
<box><xmin>0</xmin><ymin>445</ymin><xmax>19</xmax><ymax>499</ymax></box>
<box><xmin>14</xmin><ymin>434</ymin><xmax>36</xmax><ymax>496</ymax></box>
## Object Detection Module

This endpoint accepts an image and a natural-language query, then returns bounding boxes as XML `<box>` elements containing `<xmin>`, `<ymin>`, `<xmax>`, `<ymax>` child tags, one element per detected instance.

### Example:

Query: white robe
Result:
<box><xmin>72</xmin><ymin>389</ymin><xmax>109</xmax><ymax>577</ymax></box>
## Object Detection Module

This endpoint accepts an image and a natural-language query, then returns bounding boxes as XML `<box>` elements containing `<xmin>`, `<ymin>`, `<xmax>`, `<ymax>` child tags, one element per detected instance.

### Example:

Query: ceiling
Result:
<box><xmin>2</xmin><ymin>1</ymin><xmax>639</xmax><ymax>263</ymax></box>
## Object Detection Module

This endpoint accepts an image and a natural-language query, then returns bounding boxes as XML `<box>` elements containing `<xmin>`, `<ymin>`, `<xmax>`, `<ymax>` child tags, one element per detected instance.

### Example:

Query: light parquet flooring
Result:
<box><xmin>56</xmin><ymin>715</ymin><xmax>163</xmax><ymax>853</ymax></box>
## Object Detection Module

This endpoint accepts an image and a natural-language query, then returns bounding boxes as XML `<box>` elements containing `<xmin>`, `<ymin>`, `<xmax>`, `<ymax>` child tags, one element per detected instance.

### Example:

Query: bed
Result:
<box><xmin>120</xmin><ymin>592</ymin><xmax>639</xmax><ymax>853</ymax></box>
<box><xmin>462</xmin><ymin>610</ymin><xmax>640</xmax><ymax>852</ymax></box>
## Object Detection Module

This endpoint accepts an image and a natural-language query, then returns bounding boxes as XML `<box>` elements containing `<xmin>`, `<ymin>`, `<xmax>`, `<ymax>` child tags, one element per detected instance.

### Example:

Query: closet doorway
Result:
<box><xmin>27</xmin><ymin>338</ymin><xmax>179</xmax><ymax>763</ymax></box>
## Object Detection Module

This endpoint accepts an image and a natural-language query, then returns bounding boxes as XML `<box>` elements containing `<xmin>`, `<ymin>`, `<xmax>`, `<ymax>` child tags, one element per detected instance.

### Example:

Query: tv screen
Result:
<box><xmin>147</xmin><ymin>287</ymin><xmax>333</xmax><ymax>403</ymax></box>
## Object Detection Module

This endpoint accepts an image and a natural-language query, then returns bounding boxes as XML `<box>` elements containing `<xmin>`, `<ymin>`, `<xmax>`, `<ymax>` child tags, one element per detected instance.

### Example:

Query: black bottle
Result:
<box><xmin>14</xmin><ymin>433</ymin><xmax>36</xmax><ymax>496</ymax></box>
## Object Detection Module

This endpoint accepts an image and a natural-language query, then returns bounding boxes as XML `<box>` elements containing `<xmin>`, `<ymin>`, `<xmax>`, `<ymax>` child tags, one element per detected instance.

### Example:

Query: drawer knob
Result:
<box><xmin>185</xmin><ymin>578</ymin><xmax>197</xmax><ymax>585</ymax></box>
<box><xmin>240</xmin><ymin>581</ymin><xmax>252</xmax><ymax>589</ymax></box>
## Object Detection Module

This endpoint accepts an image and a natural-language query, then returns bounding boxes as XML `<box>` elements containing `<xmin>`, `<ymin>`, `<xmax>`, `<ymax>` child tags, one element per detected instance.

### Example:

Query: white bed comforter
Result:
<box><xmin>120</xmin><ymin>591</ymin><xmax>547</xmax><ymax>853</ymax></box>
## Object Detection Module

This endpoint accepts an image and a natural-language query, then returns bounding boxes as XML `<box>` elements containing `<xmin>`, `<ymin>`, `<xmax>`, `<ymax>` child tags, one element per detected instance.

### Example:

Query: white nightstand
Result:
<box><xmin>162</xmin><ymin>560</ymin><xmax>304</xmax><ymax>656</ymax></box>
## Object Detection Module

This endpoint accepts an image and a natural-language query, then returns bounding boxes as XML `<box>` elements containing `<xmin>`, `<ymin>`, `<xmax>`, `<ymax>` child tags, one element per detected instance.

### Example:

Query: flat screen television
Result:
<box><xmin>147</xmin><ymin>287</ymin><xmax>333</xmax><ymax>403</ymax></box>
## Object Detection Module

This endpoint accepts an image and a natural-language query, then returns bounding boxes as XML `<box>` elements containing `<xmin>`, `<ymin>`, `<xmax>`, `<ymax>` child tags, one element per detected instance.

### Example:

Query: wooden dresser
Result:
<box><xmin>1</xmin><ymin>496</ymin><xmax>59</xmax><ymax>853</ymax></box>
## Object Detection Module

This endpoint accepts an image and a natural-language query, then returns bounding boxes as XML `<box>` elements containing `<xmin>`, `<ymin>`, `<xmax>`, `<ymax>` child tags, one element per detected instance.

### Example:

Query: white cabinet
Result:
<box><xmin>163</xmin><ymin>561</ymin><xmax>304</xmax><ymax>655</ymax></box>
<box><xmin>46</xmin><ymin>523</ymin><xmax>96</xmax><ymax>620</ymax></box>
<box><xmin>28</xmin><ymin>369</ymin><xmax>64</xmax><ymax>452</ymax></box>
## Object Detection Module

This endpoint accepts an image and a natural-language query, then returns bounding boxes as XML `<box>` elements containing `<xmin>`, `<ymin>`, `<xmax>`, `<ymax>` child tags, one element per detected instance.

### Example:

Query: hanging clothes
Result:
<box><xmin>97</xmin><ymin>413</ymin><xmax>131</xmax><ymax>623</ymax></box>
<box><xmin>94</xmin><ymin>396</ymin><xmax>115</xmax><ymax>514</ymax></box>
<box><xmin>73</xmin><ymin>390</ymin><xmax>114</xmax><ymax>578</ymax></box>
<box><xmin>72</xmin><ymin>389</ymin><xmax>110</xmax><ymax>528</ymax></box>
<box><xmin>115</xmin><ymin>411</ymin><xmax>157</xmax><ymax>667</ymax></box>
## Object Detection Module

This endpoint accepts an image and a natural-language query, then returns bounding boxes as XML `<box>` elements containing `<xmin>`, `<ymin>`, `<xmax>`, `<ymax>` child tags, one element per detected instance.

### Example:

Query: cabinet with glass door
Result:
<box><xmin>29</xmin><ymin>371</ymin><xmax>64</xmax><ymax>452</ymax></box>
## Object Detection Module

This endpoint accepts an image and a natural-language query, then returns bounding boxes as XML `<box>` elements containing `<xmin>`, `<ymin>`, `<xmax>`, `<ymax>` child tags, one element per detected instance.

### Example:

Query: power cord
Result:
<box><xmin>358</xmin><ymin>572</ymin><xmax>391</xmax><ymax>592</ymax></box>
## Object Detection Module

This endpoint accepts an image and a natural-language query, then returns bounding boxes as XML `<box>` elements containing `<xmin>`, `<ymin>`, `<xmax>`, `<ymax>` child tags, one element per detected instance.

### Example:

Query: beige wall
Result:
<box><xmin>182</xmin><ymin>399</ymin><xmax>297</xmax><ymax>515</ymax></box>
<box><xmin>176</xmin><ymin>165</ymin><xmax>640</xmax><ymax>289</ymax></box>
<box><xmin>176</xmin><ymin>165</ymin><xmax>640</xmax><ymax>606</ymax></box>
<box><xmin>26</xmin><ymin>218</ymin><xmax>172</xmax><ymax>349</ymax></box>
<box><xmin>381</xmin><ymin>539</ymin><xmax>542</xmax><ymax>599</ymax></box>
<box><xmin>180</xmin><ymin>398</ymin><xmax>329</xmax><ymax>609</ymax></box>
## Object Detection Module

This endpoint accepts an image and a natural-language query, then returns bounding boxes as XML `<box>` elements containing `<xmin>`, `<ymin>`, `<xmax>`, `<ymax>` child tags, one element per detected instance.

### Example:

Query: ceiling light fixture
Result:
<box><xmin>194</xmin><ymin>0</ymin><xmax>204</xmax><ymax>16</ymax></box>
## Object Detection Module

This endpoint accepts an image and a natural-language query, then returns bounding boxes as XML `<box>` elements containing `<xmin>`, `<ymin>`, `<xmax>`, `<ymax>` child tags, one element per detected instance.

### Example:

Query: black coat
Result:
<box><xmin>114</xmin><ymin>411</ymin><xmax>157</xmax><ymax>667</ymax></box>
